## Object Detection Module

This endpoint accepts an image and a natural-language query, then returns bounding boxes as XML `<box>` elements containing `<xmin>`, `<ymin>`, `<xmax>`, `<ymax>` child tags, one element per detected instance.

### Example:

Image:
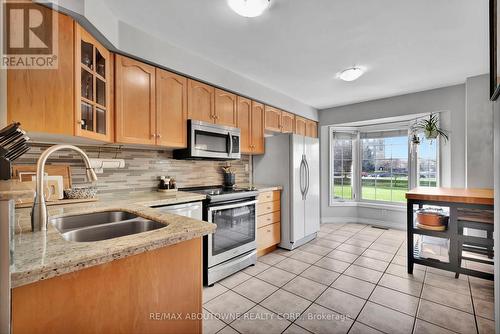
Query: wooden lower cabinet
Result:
<box><xmin>256</xmin><ymin>190</ymin><xmax>281</xmax><ymax>256</ymax></box>
<box><xmin>12</xmin><ymin>238</ymin><xmax>203</xmax><ymax>334</ymax></box>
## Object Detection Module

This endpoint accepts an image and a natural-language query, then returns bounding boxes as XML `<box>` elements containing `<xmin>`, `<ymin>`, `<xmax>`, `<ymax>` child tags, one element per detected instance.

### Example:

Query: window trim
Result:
<box><xmin>329</xmin><ymin>124</ymin><xmax>440</xmax><ymax>207</ymax></box>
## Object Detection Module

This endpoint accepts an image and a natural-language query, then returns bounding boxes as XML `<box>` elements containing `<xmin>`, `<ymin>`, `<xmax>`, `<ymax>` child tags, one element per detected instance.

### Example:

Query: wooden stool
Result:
<box><xmin>456</xmin><ymin>209</ymin><xmax>494</xmax><ymax>279</ymax></box>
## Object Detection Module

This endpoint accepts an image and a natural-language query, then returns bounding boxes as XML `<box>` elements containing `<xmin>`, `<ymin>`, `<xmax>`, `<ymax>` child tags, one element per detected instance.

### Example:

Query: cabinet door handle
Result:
<box><xmin>157</xmin><ymin>133</ymin><xmax>162</xmax><ymax>138</ymax></box>
<box><xmin>151</xmin><ymin>133</ymin><xmax>156</xmax><ymax>138</ymax></box>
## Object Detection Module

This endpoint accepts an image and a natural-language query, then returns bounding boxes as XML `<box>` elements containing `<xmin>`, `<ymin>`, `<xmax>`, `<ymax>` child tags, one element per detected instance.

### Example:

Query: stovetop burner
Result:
<box><xmin>180</xmin><ymin>185</ymin><xmax>258</xmax><ymax>203</ymax></box>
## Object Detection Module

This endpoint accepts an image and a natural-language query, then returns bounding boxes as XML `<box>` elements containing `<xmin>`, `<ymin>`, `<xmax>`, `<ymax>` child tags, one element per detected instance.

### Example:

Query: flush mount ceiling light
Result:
<box><xmin>338</xmin><ymin>67</ymin><xmax>365</xmax><ymax>82</ymax></box>
<box><xmin>227</xmin><ymin>0</ymin><xmax>271</xmax><ymax>18</ymax></box>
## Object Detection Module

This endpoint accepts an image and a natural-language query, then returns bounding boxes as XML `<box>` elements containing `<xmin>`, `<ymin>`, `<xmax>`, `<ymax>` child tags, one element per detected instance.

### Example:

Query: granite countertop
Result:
<box><xmin>11</xmin><ymin>190</ymin><xmax>214</xmax><ymax>288</ymax></box>
<box><xmin>0</xmin><ymin>180</ymin><xmax>34</xmax><ymax>200</ymax></box>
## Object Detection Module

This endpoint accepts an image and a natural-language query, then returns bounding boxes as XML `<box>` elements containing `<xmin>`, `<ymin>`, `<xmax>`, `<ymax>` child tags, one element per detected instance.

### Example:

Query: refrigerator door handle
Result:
<box><xmin>300</xmin><ymin>155</ymin><xmax>306</xmax><ymax>199</ymax></box>
<box><xmin>304</xmin><ymin>156</ymin><xmax>310</xmax><ymax>200</ymax></box>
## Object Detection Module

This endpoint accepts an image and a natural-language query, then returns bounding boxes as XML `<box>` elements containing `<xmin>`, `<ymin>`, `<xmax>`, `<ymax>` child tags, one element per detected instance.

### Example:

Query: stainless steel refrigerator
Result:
<box><xmin>253</xmin><ymin>133</ymin><xmax>320</xmax><ymax>250</ymax></box>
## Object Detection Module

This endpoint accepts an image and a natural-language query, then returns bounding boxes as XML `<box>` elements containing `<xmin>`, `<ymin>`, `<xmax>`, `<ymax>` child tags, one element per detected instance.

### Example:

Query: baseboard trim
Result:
<box><xmin>321</xmin><ymin>216</ymin><xmax>406</xmax><ymax>231</ymax></box>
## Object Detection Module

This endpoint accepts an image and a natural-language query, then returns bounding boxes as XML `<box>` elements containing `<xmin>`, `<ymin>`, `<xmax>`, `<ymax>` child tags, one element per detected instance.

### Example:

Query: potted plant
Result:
<box><xmin>412</xmin><ymin>114</ymin><xmax>449</xmax><ymax>142</ymax></box>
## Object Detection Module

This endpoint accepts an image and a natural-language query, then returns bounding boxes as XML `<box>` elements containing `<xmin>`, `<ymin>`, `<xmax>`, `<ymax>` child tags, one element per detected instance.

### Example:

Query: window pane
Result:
<box><xmin>361</xmin><ymin>136</ymin><xmax>408</xmax><ymax>203</ymax></box>
<box><xmin>331</xmin><ymin>134</ymin><xmax>353</xmax><ymax>201</ymax></box>
<box><xmin>418</xmin><ymin>136</ymin><xmax>438</xmax><ymax>187</ymax></box>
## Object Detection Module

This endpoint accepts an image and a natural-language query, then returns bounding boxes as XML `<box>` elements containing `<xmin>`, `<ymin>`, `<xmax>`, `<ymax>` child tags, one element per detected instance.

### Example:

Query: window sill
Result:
<box><xmin>329</xmin><ymin>201</ymin><xmax>406</xmax><ymax>212</ymax></box>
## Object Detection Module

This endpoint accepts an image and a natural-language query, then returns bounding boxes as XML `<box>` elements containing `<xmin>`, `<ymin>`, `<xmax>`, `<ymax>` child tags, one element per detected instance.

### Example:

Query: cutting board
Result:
<box><xmin>12</xmin><ymin>164</ymin><xmax>72</xmax><ymax>188</ymax></box>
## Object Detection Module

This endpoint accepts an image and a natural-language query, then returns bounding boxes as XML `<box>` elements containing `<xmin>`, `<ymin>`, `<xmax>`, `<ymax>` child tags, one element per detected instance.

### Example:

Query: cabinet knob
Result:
<box><xmin>77</xmin><ymin>120</ymin><xmax>84</xmax><ymax>125</ymax></box>
<box><xmin>157</xmin><ymin>133</ymin><xmax>162</xmax><ymax>138</ymax></box>
<box><xmin>151</xmin><ymin>133</ymin><xmax>157</xmax><ymax>138</ymax></box>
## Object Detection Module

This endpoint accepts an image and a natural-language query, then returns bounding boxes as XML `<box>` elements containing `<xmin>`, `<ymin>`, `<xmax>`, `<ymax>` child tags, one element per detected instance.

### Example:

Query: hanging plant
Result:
<box><xmin>413</xmin><ymin>114</ymin><xmax>449</xmax><ymax>141</ymax></box>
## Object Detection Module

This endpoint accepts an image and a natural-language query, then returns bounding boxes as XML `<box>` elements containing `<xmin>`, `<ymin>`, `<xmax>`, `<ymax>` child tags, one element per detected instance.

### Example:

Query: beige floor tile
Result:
<box><xmin>331</xmin><ymin>230</ymin><xmax>356</xmax><ymax>237</ymax></box>
<box><xmin>332</xmin><ymin>275</ymin><xmax>375</xmax><ymax>299</ymax></box>
<box><xmin>315</xmin><ymin>257</ymin><xmax>351</xmax><ymax>273</ymax></box>
<box><xmin>420</xmin><ymin>284</ymin><xmax>473</xmax><ymax>313</ymax></box>
<box><xmin>290</xmin><ymin>250</ymin><xmax>323</xmax><ymax>264</ymax></box>
<box><xmin>203</xmin><ymin>308</ymin><xmax>226</xmax><ymax>334</ymax></box>
<box><xmin>369</xmin><ymin>286</ymin><xmax>419</xmax><ymax>316</ymax></box>
<box><xmin>337</xmin><ymin>243</ymin><xmax>367</xmax><ymax>255</ymax></box>
<box><xmin>324</xmin><ymin>233</ymin><xmax>351</xmax><ymax>243</ymax></box>
<box><xmin>417</xmin><ymin>299</ymin><xmax>476</xmax><ymax>334</ymax></box>
<box><xmin>368</xmin><ymin>243</ymin><xmax>399</xmax><ymax>254</ymax></box>
<box><xmin>375</xmin><ymin>237</ymin><xmax>403</xmax><ymax>247</ymax></box>
<box><xmin>295</xmin><ymin>303</ymin><xmax>353</xmax><ymax>334</ymax></box>
<box><xmin>344</xmin><ymin>238</ymin><xmax>373</xmax><ymax>248</ymax></box>
<box><xmin>282</xmin><ymin>324</ymin><xmax>311</xmax><ymax>334</ymax></box>
<box><xmin>353</xmin><ymin>256</ymin><xmax>389</xmax><ymax>272</ymax></box>
<box><xmin>275</xmin><ymin>257</ymin><xmax>311</xmax><ymax>275</ymax></box>
<box><xmin>349</xmin><ymin>322</ymin><xmax>384</xmax><ymax>334</ymax></box>
<box><xmin>231</xmin><ymin>305</ymin><xmax>291</xmax><ymax>334</ymax></box>
<box><xmin>344</xmin><ymin>264</ymin><xmax>383</xmax><ymax>284</ymax></box>
<box><xmin>378</xmin><ymin>273</ymin><xmax>423</xmax><ymax>297</ymax></box>
<box><xmin>385</xmin><ymin>263</ymin><xmax>425</xmax><ymax>282</ymax></box>
<box><xmin>474</xmin><ymin>298</ymin><xmax>494</xmax><ymax>320</ymax></box>
<box><xmin>259</xmin><ymin>252</ymin><xmax>287</xmax><ymax>265</ymax></box>
<box><xmin>273</xmin><ymin>248</ymin><xmax>294</xmax><ymax>257</ymax></box>
<box><xmin>283</xmin><ymin>276</ymin><xmax>328</xmax><ymax>301</ymax></box>
<box><xmin>232</xmin><ymin>277</ymin><xmax>278</xmax><ymax>303</ymax></box>
<box><xmin>260</xmin><ymin>289</ymin><xmax>311</xmax><ymax>315</ymax></box>
<box><xmin>326</xmin><ymin>250</ymin><xmax>359</xmax><ymax>263</ymax></box>
<box><xmin>219</xmin><ymin>271</ymin><xmax>252</xmax><ymax>289</ymax></box>
<box><xmin>204</xmin><ymin>291</ymin><xmax>256</xmax><ymax>324</ymax></box>
<box><xmin>257</xmin><ymin>267</ymin><xmax>296</xmax><ymax>287</ymax></box>
<box><xmin>426</xmin><ymin>266</ymin><xmax>468</xmax><ymax>281</ymax></box>
<box><xmin>311</xmin><ymin>238</ymin><xmax>342</xmax><ymax>249</ymax></box>
<box><xmin>477</xmin><ymin>316</ymin><xmax>495</xmax><ymax>334</ymax></box>
<box><xmin>470</xmin><ymin>277</ymin><xmax>494</xmax><ymax>302</ymax></box>
<box><xmin>391</xmin><ymin>255</ymin><xmax>407</xmax><ymax>266</ymax></box>
<box><xmin>243</xmin><ymin>261</ymin><xmax>270</xmax><ymax>276</ymax></box>
<box><xmin>424</xmin><ymin>272</ymin><xmax>471</xmax><ymax>296</ymax></box>
<box><xmin>300</xmin><ymin>265</ymin><xmax>340</xmax><ymax>286</ymax></box>
<box><xmin>351</xmin><ymin>234</ymin><xmax>379</xmax><ymax>242</ymax></box>
<box><xmin>300</xmin><ymin>243</ymin><xmax>332</xmax><ymax>256</ymax></box>
<box><xmin>217</xmin><ymin>326</ymin><xmax>239</xmax><ymax>334</ymax></box>
<box><xmin>358</xmin><ymin>302</ymin><xmax>414</xmax><ymax>334</ymax></box>
<box><xmin>316</xmin><ymin>288</ymin><xmax>365</xmax><ymax>319</ymax></box>
<box><xmin>413</xmin><ymin>319</ymin><xmax>455</xmax><ymax>334</ymax></box>
<box><xmin>362</xmin><ymin>249</ymin><xmax>394</xmax><ymax>262</ymax></box>
<box><xmin>320</xmin><ymin>224</ymin><xmax>338</xmax><ymax>231</ymax></box>
<box><xmin>203</xmin><ymin>283</ymin><xmax>229</xmax><ymax>304</ymax></box>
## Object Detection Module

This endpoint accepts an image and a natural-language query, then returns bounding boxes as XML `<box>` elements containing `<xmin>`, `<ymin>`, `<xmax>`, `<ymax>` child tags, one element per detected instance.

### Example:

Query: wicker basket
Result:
<box><xmin>416</xmin><ymin>208</ymin><xmax>449</xmax><ymax>227</ymax></box>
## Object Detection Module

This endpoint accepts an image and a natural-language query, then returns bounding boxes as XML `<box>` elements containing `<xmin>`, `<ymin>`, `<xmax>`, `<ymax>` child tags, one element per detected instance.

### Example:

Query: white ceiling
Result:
<box><xmin>102</xmin><ymin>0</ymin><xmax>489</xmax><ymax>109</ymax></box>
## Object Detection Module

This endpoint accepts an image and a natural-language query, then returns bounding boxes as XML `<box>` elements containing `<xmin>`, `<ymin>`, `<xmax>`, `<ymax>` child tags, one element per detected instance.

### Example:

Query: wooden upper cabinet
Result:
<box><xmin>237</xmin><ymin>97</ymin><xmax>252</xmax><ymax>154</ymax></box>
<box><xmin>306</xmin><ymin>120</ymin><xmax>318</xmax><ymax>138</ymax></box>
<box><xmin>115</xmin><ymin>55</ymin><xmax>156</xmax><ymax>145</ymax></box>
<box><xmin>265</xmin><ymin>106</ymin><xmax>282</xmax><ymax>132</ymax></box>
<box><xmin>281</xmin><ymin>111</ymin><xmax>295</xmax><ymax>133</ymax></box>
<box><xmin>251</xmin><ymin>101</ymin><xmax>265</xmax><ymax>154</ymax></box>
<box><xmin>187</xmin><ymin>79</ymin><xmax>215</xmax><ymax>123</ymax></box>
<box><xmin>294</xmin><ymin>116</ymin><xmax>307</xmax><ymax>136</ymax></box>
<box><xmin>7</xmin><ymin>8</ymin><xmax>74</xmax><ymax>136</ymax></box>
<box><xmin>215</xmin><ymin>89</ymin><xmax>237</xmax><ymax>127</ymax></box>
<box><xmin>156</xmin><ymin>69</ymin><xmax>188</xmax><ymax>148</ymax></box>
<box><xmin>74</xmin><ymin>23</ymin><xmax>113</xmax><ymax>142</ymax></box>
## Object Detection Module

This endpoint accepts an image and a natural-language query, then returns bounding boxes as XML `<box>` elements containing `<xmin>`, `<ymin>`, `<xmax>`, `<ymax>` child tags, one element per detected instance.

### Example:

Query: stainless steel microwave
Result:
<box><xmin>173</xmin><ymin>120</ymin><xmax>241</xmax><ymax>160</ymax></box>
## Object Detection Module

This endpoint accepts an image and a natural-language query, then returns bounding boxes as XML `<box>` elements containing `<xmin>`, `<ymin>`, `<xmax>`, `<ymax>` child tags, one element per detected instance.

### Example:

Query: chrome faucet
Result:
<box><xmin>31</xmin><ymin>144</ymin><xmax>98</xmax><ymax>231</ymax></box>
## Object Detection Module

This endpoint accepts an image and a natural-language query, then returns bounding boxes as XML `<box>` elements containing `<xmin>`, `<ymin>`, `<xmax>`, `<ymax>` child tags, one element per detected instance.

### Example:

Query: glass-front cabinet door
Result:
<box><xmin>74</xmin><ymin>24</ymin><xmax>112</xmax><ymax>142</ymax></box>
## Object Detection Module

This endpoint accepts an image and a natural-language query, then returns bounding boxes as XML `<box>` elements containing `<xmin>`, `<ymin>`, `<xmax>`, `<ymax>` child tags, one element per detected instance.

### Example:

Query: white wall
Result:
<box><xmin>465</xmin><ymin>74</ymin><xmax>494</xmax><ymax>188</ymax></box>
<box><xmin>319</xmin><ymin>84</ymin><xmax>466</xmax><ymax>228</ymax></box>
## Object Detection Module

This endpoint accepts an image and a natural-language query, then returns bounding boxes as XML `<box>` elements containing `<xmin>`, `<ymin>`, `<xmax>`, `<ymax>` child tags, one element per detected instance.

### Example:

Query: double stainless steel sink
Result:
<box><xmin>50</xmin><ymin>211</ymin><xmax>166</xmax><ymax>242</ymax></box>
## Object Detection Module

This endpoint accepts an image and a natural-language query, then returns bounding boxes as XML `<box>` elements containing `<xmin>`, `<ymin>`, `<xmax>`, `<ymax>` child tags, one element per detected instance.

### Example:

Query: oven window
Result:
<box><xmin>211</xmin><ymin>204</ymin><xmax>255</xmax><ymax>256</ymax></box>
<box><xmin>194</xmin><ymin>130</ymin><xmax>228</xmax><ymax>153</ymax></box>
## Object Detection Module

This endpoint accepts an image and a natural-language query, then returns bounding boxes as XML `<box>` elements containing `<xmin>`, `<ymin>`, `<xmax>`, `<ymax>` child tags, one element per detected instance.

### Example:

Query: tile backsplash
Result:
<box><xmin>16</xmin><ymin>144</ymin><xmax>252</xmax><ymax>193</ymax></box>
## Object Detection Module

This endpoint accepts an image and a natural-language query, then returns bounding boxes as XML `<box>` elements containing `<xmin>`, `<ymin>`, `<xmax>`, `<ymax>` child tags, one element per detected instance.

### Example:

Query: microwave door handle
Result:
<box><xmin>228</xmin><ymin>132</ymin><xmax>233</xmax><ymax>158</ymax></box>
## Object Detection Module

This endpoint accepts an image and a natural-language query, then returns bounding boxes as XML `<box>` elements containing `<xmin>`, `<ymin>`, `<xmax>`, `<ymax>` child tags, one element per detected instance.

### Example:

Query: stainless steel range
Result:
<box><xmin>180</xmin><ymin>186</ymin><xmax>258</xmax><ymax>286</ymax></box>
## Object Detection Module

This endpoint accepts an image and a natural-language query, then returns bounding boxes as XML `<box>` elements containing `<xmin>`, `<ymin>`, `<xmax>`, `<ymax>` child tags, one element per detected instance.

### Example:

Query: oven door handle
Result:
<box><xmin>207</xmin><ymin>199</ymin><xmax>258</xmax><ymax>216</ymax></box>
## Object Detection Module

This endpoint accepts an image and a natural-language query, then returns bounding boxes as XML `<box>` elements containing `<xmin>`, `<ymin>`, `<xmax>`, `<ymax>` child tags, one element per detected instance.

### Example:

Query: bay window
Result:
<box><xmin>329</xmin><ymin>125</ymin><xmax>439</xmax><ymax>205</ymax></box>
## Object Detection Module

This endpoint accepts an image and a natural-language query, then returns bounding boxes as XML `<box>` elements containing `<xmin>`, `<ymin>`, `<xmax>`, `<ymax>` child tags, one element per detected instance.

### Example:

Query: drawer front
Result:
<box><xmin>257</xmin><ymin>222</ymin><xmax>281</xmax><ymax>250</ymax></box>
<box><xmin>258</xmin><ymin>190</ymin><xmax>280</xmax><ymax>203</ymax></box>
<box><xmin>257</xmin><ymin>211</ymin><xmax>281</xmax><ymax>228</ymax></box>
<box><xmin>258</xmin><ymin>200</ymin><xmax>280</xmax><ymax>216</ymax></box>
